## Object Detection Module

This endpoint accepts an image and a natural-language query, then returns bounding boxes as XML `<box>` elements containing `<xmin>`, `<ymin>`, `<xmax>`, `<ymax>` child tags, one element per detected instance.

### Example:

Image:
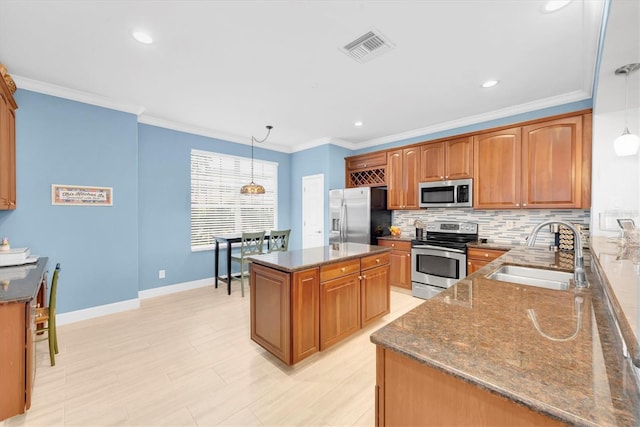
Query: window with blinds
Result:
<box><xmin>191</xmin><ymin>149</ymin><xmax>278</xmax><ymax>251</ymax></box>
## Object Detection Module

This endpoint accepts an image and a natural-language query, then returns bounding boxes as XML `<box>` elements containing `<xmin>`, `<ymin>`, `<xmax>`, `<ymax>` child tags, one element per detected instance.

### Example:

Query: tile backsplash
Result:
<box><xmin>393</xmin><ymin>209</ymin><xmax>591</xmax><ymax>247</ymax></box>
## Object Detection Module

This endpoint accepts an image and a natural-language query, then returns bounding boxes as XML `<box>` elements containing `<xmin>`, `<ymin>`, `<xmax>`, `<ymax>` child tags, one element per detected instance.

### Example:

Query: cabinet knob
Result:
<box><xmin>363</xmin><ymin>164</ymin><xmax>367</xmax><ymax>167</ymax></box>
<box><xmin>445</xmin><ymin>176</ymin><xmax>448</xmax><ymax>179</ymax></box>
<box><xmin>358</xmin><ymin>276</ymin><xmax>363</xmax><ymax>280</ymax></box>
<box><xmin>484</xmin><ymin>253</ymin><xmax>489</xmax><ymax>257</ymax></box>
<box><xmin>523</xmin><ymin>203</ymin><xmax>527</xmax><ymax>207</ymax></box>
<box><xmin>376</xmin><ymin>258</ymin><xmax>380</xmax><ymax>263</ymax></box>
<box><xmin>440</xmin><ymin>176</ymin><xmax>444</xmax><ymax>179</ymax></box>
<box><xmin>467</xmin><ymin>262</ymin><xmax>471</xmax><ymax>266</ymax></box>
<box><xmin>362</xmin><ymin>275</ymin><xmax>367</xmax><ymax>279</ymax></box>
<box><xmin>516</xmin><ymin>203</ymin><xmax>520</xmax><ymax>207</ymax></box>
<box><xmin>391</xmin><ymin>243</ymin><xmax>395</xmax><ymax>247</ymax></box>
<box><xmin>407</xmin><ymin>253</ymin><xmax>410</xmax><ymax>257</ymax></box>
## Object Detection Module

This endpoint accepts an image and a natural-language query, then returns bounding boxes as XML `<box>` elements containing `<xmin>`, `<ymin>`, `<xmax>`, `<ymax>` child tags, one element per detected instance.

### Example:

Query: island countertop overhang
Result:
<box><xmin>247</xmin><ymin>242</ymin><xmax>390</xmax><ymax>272</ymax></box>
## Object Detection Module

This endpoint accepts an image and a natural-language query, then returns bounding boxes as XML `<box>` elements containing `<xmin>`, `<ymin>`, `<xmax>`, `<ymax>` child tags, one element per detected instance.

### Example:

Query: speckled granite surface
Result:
<box><xmin>0</xmin><ymin>257</ymin><xmax>47</xmax><ymax>303</ymax></box>
<box><xmin>590</xmin><ymin>236</ymin><xmax>640</xmax><ymax>367</ymax></box>
<box><xmin>467</xmin><ymin>240</ymin><xmax>515</xmax><ymax>252</ymax></box>
<box><xmin>371</xmin><ymin>246</ymin><xmax>640</xmax><ymax>426</ymax></box>
<box><xmin>247</xmin><ymin>242</ymin><xmax>388</xmax><ymax>272</ymax></box>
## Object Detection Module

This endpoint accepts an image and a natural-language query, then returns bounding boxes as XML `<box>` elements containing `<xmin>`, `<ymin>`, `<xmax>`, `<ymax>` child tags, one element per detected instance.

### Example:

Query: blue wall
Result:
<box><xmin>138</xmin><ymin>124</ymin><xmax>291</xmax><ymax>290</ymax></box>
<box><xmin>0</xmin><ymin>90</ymin><xmax>139</xmax><ymax>313</ymax></box>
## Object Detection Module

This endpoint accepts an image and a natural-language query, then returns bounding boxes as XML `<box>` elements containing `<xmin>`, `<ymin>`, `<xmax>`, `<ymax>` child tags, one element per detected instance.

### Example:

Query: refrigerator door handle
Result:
<box><xmin>340</xmin><ymin>202</ymin><xmax>346</xmax><ymax>243</ymax></box>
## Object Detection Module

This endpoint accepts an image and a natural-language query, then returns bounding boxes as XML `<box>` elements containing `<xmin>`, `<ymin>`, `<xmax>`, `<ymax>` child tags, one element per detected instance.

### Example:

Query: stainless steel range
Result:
<box><xmin>411</xmin><ymin>221</ymin><xmax>478</xmax><ymax>299</ymax></box>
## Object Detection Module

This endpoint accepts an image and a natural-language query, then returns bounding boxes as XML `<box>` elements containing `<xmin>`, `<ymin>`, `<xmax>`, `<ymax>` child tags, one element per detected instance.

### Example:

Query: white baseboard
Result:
<box><xmin>56</xmin><ymin>298</ymin><xmax>140</xmax><ymax>326</ymax></box>
<box><xmin>55</xmin><ymin>277</ymin><xmax>215</xmax><ymax>325</ymax></box>
<box><xmin>138</xmin><ymin>277</ymin><xmax>214</xmax><ymax>300</ymax></box>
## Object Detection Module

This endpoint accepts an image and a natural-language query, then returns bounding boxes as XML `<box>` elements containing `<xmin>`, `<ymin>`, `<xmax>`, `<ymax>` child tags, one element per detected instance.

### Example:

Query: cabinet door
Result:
<box><xmin>403</xmin><ymin>147</ymin><xmax>420</xmax><ymax>209</ymax></box>
<box><xmin>292</xmin><ymin>269</ymin><xmax>319</xmax><ymax>364</ymax></box>
<box><xmin>389</xmin><ymin>249</ymin><xmax>411</xmax><ymax>289</ymax></box>
<box><xmin>473</xmin><ymin>128</ymin><xmax>522</xmax><ymax>209</ymax></box>
<box><xmin>250</xmin><ymin>264</ymin><xmax>291</xmax><ymax>364</ymax></box>
<box><xmin>361</xmin><ymin>264</ymin><xmax>390</xmax><ymax>327</ymax></box>
<box><xmin>387</xmin><ymin>149</ymin><xmax>404</xmax><ymax>209</ymax></box>
<box><xmin>522</xmin><ymin>116</ymin><xmax>582</xmax><ymax>208</ymax></box>
<box><xmin>0</xmin><ymin>91</ymin><xmax>16</xmax><ymax>210</ymax></box>
<box><xmin>445</xmin><ymin>137</ymin><xmax>473</xmax><ymax>180</ymax></box>
<box><xmin>320</xmin><ymin>273</ymin><xmax>361</xmax><ymax>350</ymax></box>
<box><xmin>419</xmin><ymin>142</ymin><xmax>445</xmax><ymax>182</ymax></box>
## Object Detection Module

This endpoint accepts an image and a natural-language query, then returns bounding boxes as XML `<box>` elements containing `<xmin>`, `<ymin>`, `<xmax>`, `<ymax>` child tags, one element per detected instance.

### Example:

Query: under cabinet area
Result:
<box><xmin>249</xmin><ymin>245</ymin><xmax>391</xmax><ymax>366</ymax></box>
<box><xmin>377</xmin><ymin>239</ymin><xmax>411</xmax><ymax>289</ymax></box>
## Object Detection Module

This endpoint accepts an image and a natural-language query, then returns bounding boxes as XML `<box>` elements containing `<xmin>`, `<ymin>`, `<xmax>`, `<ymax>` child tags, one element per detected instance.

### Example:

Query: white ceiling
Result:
<box><xmin>0</xmin><ymin>0</ymin><xmax>615</xmax><ymax>153</ymax></box>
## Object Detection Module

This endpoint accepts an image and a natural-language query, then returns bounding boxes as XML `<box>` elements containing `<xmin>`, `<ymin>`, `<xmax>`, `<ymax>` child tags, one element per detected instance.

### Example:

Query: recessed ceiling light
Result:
<box><xmin>542</xmin><ymin>0</ymin><xmax>572</xmax><ymax>13</ymax></box>
<box><xmin>132</xmin><ymin>31</ymin><xmax>153</xmax><ymax>44</ymax></box>
<box><xmin>354</xmin><ymin>121</ymin><xmax>363</xmax><ymax>127</ymax></box>
<box><xmin>481</xmin><ymin>80</ymin><xmax>499</xmax><ymax>88</ymax></box>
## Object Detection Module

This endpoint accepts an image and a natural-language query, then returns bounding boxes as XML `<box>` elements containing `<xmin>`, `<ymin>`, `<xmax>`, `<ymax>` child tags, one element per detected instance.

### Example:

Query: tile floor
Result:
<box><xmin>2</xmin><ymin>283</ymin><xmax>422</xmax><ymax>427</ymax></box>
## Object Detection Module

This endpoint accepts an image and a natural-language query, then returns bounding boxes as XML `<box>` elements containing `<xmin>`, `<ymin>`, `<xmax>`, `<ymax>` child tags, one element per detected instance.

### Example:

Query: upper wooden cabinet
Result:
<box><xmin>420</xmin><ymin>137</ymin><xmax>473</xmax><ymax>182</ymax></box>
<box><xmin>474</xmin><ymin>114</ymin><xmax>588</xmax><ymax>209</ymax></box>
<box><xmin>345</xmin><ymin>151</ymin><xmax>387</xmax><ymax>188</ymax></box>
<box><xmin>0</xmin><ymin>71</ymin><xmax>17</xmax><ymax>210</ymax></box>
<box><xmin>473</xmin><ymin>128</ymin><xmax>522</xmax><ymax>209</ymax></box>
<box><xmin>387</xmin><ymin>147</ymin><xmax>419</xmax><ymax>210</ymax></box>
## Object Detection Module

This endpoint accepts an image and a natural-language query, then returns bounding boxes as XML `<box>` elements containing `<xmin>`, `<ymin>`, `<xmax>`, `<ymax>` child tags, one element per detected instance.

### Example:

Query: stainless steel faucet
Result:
<box><xmin>526</xmin><ymin>220</ymin><xmax>587</xmax><ymax>288</ymax></box>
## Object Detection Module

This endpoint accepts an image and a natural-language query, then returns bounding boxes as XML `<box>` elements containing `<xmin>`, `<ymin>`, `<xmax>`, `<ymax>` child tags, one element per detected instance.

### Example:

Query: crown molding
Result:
<box><xmin>356</xmin><ymin>90</ymin><xmax>591</xmax><ymax>149</ymax></box>
<box><xmin>12</xmin><ymin>75</ymin><xmax>145</xmax><ymax>115</ymax></box>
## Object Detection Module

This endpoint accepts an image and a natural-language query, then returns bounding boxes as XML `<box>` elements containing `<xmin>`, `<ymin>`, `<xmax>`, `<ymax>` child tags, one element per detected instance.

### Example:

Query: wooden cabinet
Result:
<box><xmin>0</xmin><ymin>71</ymin><xmax>17</xmax><ymax>210</ymax></box>
<box><xmin>345</xmin><ymin>151</ymin><xmax>387</xmax><ymax>188</ymax></box>
<box><xmin>320</xmin><ymin>272</ymin><xmax>361</xmax><ymax>350</ymax></box>
<box><xmin>360</xmin><ymin>252</ymin><xmax>390</xmax><ymax>327</ymax></box>
<box><xmin>251</xmin><ymin>250</ymin><xmax>392</xmax><ymax>365</ymax></box>
<box><xmin>375</xmin><ymin>346</ymin><xmax>564</xmax><ymax>427</ymax></box>
<box><xmin>474</xmin><ymin>115</ymin><xmax>587</xmax><ymax>209</ymax></box>
<box><xmin>467</xmin><ymin>247</ymin><xmax>507</xmax><ymax>275</ymax></box>
<box><xmin>420</xmin><ymin>137</ymin><xmax>473</xmax><ymax>182</ymax></box>
<box><xmin>377</xmin><ymin>239</ymin><xmax>411</xmax><ymax>289</ymax></box>
<box><xmin>387</xmin><ymin>147</ymin><xmax>419</xmax><ymax>210</ymax></box>
<box><xmin>473</xmin><ymin>127</ymin><xmax>522</xmax><ymax>209</ymax></box>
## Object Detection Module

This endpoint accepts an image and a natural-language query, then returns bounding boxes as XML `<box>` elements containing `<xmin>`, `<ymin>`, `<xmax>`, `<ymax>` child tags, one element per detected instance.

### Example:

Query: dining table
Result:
<box><xmin>213</xmin><ymin>232</ymin><xmax>270</xmax><ymax>295</ymax></box>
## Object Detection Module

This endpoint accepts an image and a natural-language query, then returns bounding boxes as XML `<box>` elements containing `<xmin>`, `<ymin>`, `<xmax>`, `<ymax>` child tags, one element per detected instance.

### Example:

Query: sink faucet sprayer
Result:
<box><xmin>525</xmin><ymin>220</ymin><xmax>587</xmax><ymax>288</ymax></box>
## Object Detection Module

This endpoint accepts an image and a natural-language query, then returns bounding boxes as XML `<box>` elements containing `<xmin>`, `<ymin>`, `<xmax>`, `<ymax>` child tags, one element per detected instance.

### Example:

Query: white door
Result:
<box><xmin>302</xmin><ymin>174</ymin><xmax>325</xmax><ymax>248</ymax></box>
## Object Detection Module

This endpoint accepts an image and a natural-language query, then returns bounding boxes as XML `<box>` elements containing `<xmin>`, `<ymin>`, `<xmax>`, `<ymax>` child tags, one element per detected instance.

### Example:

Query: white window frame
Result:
<box><xmin>190</xmin><ymin>149</ymin><xmax>278</xmax><ymax>251</ymax></box>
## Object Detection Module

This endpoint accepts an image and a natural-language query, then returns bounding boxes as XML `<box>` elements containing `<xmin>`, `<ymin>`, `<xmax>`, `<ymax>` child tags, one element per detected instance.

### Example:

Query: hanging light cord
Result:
<box><xmin>250</xmin><ymin>125</ymin><xmax>273</xmax><ymax>182</ymax></box>
<box><xmin>623</xmin><ymin>70</ymin><xmax>630</xmax><ymax>131</ymax></box>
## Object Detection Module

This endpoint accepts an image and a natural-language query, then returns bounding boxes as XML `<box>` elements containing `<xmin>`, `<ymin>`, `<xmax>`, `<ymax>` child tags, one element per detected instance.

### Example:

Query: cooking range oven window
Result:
<box><xmin>421</xmin><ymin>186</ymin><xmax>455</xmax><ymax>204</ymax></box>
<box><xmin>416</xmin><ymin>253</ymin><xmax>459</xmax><ymax>279</ymax></box>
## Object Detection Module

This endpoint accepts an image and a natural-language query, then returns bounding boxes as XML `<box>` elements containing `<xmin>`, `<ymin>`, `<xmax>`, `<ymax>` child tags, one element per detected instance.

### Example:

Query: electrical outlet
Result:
<box><xmin>159</xmin><ymin>269</ymin><xmax>165</xmax><ymax>279</ymax></box>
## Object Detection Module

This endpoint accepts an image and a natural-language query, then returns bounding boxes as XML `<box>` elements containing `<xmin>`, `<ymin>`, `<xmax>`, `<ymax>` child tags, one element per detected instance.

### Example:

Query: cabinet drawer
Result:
<box><xmin>346</xmin><ymin>152</ymin><xmax>387</xmax><ymax>170</ymax></box>
<box><xmin>377</xmin><ymin>239</ymin><xmax>411</xmax><ymax>251</ymax></box>
<box><xmin>320</xmin><ymin>259</ymin><xmax>361</xmax><ymax>282</ymax></box>
<box><xmin>467</xmin><ymin>248</ymin><xmax>506</xmax><ymax>261</ymax></box>
<box><xmin>361</xmin><ymin>252</ymin><xmax>390</xmax><ymax>271</ymax></box>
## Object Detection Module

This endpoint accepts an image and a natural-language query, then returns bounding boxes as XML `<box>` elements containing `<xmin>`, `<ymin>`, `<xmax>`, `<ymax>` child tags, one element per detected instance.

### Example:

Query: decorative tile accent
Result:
<box><xmin>393</xmin><ymin>209</ymin><xmax>590</xmax><ymax>247</ymax></box>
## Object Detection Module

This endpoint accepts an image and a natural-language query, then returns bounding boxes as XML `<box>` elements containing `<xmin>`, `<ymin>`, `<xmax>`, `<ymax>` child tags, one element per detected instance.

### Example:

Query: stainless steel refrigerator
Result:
<box><xmin>329</xmin><ymin>187</ymin><xmax>392</xmax><ymax>245</ymax></box>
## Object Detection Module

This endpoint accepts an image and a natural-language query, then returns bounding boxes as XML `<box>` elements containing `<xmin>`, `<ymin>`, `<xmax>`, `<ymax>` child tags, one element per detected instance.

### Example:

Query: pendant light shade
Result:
<box><xmin>613</xmin><ymin>63</ymin><xmax>640</xmax><ymax>157</ymax></box>
<box><xmin>240</xmin><ymin>125</ymin><xmax>273</xmax><ymax>194</ymax></box>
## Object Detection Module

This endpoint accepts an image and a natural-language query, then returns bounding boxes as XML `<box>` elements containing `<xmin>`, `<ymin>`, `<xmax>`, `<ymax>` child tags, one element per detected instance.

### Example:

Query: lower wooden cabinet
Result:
<box><xmin>375</xmin><ymin>346</ymin><xmax>564</xmax><ymax>427</ymax></box>
<box><xmin>251</xmin><ymin>251</ymin><xmax>392</xmax><ymax>365</ymax></box>
<box><xmin>467</xmin><ymin>247</ymin><xmax>507</xmax><ymax>275</ymax></box>
<box><xmin>377</xmin><ymin>239</ymin><xmax>411</xmax><ymax>289</ymax></box>
<box><xmin>320</xmin><ymin>272</ymin><xmax>361</xmax><ymax>350</ymax></box>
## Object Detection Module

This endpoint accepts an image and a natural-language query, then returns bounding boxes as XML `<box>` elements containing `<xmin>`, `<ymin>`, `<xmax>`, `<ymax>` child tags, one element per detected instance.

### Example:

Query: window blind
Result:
<box><xmin>191</xmin><ymin>149</ymin><xmax>278</xmax><ymax>251</ymax></box>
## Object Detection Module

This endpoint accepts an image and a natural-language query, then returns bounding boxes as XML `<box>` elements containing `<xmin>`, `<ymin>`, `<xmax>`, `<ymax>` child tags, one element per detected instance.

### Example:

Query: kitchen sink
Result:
<box><xmin>486</xmin><ymin>265</ymin><xmax>573</xmax><ymax>291</ymax></box>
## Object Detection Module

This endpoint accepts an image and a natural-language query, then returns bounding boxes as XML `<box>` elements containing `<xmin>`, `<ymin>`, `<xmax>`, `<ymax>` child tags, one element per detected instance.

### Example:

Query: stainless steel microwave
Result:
<box><xmin>418</xmin><ymin>178</ymin><xmax>473</xmax><ymax>208</ymax></box>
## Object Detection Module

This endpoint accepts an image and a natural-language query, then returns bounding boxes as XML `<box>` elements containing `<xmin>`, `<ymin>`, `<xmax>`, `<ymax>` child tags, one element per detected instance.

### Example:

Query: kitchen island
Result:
<box><xmin>371</xmin><ymin>246</ymin><xmax>639</xmax><ymax>426</ymax></box>
<box><xmin>249</xmin><ymin>243</ymin><xmax>390</xmax><ymax>365</ymax></box>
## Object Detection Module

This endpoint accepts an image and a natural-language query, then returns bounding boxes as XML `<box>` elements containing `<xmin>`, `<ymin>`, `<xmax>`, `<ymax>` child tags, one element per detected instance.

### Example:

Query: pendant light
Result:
<box><xmin>240</xmin><ymin>125</ymin><xmax>273</xmax><ymax>194</ymax></box>
<box><xmin>613</xmin><ymin>63</ymin><xmax>640</xmax><ymax>157</ymax></box>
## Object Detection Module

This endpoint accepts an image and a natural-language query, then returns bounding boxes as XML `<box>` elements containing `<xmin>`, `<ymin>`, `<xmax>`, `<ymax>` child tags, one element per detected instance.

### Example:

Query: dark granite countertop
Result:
<box><xmin>248</xmin><ymin>243</ymin><xmax>389</xmax><ymax>272</ymax></box>
<box><xmin>0</xmin><ymin>257</ymin><xmax>48</xmax><ymax>303</ymax></box>
<box><xmin>376</xmin><ymin>235</ymin><xmax>413</xmax><ymax>242</ymax></box>
<box><xmin>467</xmin><ymin>240</ymin><xmax>515</xmax><ymax>251</ymax></box>
<box><xmin>371</xmin><ymin>246</ymin><xmax>639</xmax><ymax>426</ymax></box>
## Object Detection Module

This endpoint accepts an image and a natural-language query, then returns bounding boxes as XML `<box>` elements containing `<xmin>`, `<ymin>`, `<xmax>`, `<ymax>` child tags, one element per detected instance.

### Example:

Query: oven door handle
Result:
<box><xmin>412</xmin><ymin>244</ymin><xmax>465</xmax><ymax>254</ymax></box>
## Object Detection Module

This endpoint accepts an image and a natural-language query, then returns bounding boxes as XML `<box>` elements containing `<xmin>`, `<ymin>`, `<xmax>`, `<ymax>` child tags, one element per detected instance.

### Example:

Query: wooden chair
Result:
<box><xmin>35</xmin><ymin>263</ymin><xmax>60</xmax><ymax>366</ymax></box>
<box><xmin>230</xmin><ymin>231</ymin><xmax>265</xmax><ymax>297</ymax></box>
<box><xmin>268</xmin><ymin>229</ymin><xmax>291</xmax><ymax>252</ymax></box>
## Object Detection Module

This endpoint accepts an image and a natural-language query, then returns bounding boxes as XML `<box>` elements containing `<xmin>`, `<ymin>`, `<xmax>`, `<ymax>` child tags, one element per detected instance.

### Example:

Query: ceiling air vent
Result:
<box><xmin>341</xmin><ymin>29</ymin><xmax>394</xmax><ymax>63</ymax></box>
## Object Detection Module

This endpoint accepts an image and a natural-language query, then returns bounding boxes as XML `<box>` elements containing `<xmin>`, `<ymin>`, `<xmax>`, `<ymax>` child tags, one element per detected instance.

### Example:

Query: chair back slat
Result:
<box><xmin>269</xmin><ymin>229</ymin><xmax>291</xmax><ymax>252</ymax></box>
<box><xmin>240</xmin><ymin>231</ymin><xmax>265</xmax><ymax>256</ymax></box>
<box><xmin>49</xmin><ymin>263</ymin><xmax>61</xmax><ymax>316</ymax></box>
